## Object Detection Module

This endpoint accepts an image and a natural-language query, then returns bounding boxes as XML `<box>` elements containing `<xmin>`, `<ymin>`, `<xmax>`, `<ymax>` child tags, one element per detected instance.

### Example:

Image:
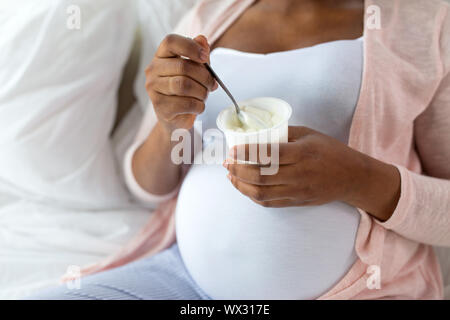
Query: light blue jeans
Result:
<box><xmin>28</xmin><ymin>244</ymin><xmax>211</xmax><ymax>300</ymax></box>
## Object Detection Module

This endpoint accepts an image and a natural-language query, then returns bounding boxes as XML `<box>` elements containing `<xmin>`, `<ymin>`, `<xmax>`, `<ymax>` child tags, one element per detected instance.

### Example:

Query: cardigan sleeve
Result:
<box><xmin>377</xmin><ymin>5</ymin><xmax>450</xmax><ymax>246</ymax></box>
<box><xmin>378</xmin><ymin>74</ymin><xmax>450</xmax><ymax>247</ymax></box>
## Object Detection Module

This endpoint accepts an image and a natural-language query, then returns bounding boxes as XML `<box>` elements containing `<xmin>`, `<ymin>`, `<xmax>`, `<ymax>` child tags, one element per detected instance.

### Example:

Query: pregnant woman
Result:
<box><xmin>33</xmin><ymin>0</ymin><xmax>449</xmax><ymax>299</ymax></box>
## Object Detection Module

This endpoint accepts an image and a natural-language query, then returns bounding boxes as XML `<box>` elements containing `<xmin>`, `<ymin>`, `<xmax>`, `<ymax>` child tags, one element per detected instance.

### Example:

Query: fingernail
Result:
<box><xmin>200</xmin><ymin>49</ymin><xmax>208</xmax><ymax>61</ymax></box>
<box><xmin>222</xmin><ymin>161</ymin><xmax>228</xmax><ymax>169</ymax></box>
<box><xmin>226</xmin><ymin>173</ymin><xmax>231</xmax><ymax>181</ymax></box>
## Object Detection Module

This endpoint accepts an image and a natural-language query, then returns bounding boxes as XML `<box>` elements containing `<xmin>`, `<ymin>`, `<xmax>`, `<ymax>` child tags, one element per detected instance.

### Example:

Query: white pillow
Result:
<box><xmin>0</xmin><ymin>0</ymin><xmax>137</xmax><ymax>209</ymax></box>
<box><xmin>134</xmin><ymin>0</ymin><xmax>199</xmax><ymax>111</ymax></box>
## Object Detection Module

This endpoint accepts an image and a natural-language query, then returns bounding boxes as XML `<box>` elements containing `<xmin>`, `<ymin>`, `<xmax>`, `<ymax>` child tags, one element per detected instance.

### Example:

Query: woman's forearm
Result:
<box><xmin>130</xmin><ymin>34</ymin><xmax>214</xmax><ymax>197</ymax></box>
<box><xmin>132</xmin><ymin>121</ymin><xmax>183</xmax><ymax>196</ymax></box>
<box><xmin>345</xmin><ymin>152</ymin><xmax>401</xmax><ymax>222</ymax></box>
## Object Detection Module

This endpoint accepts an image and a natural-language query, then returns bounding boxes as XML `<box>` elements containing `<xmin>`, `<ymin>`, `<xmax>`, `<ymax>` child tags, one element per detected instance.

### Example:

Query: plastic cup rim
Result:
<box><xmin>216</xmin><ymin>97</ymin><xmax>292</xmax><ymax>136</ymax></box>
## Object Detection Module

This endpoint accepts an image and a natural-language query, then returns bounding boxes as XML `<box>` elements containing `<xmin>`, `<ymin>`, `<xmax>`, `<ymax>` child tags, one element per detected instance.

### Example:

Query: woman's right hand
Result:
<box><xmin>145</xmin><ymin>34</ymin><xmax>218</xmax><ymax>133</ymax></box>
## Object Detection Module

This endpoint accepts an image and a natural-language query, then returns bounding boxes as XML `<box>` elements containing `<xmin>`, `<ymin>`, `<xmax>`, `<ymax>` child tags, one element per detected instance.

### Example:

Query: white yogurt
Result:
<box><xmin>217</xmin><ymin>97</ymin><xmax>292</xmax><ymax>150</ymax></box>
<box><xmin>223</xmin><ymin>105</ymin><xmax>282</xmax><ymax>132</ymax></box>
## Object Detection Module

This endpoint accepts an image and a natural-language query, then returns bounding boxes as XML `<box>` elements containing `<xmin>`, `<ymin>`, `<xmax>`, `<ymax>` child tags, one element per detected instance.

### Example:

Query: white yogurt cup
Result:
<box><xmin>216</xmin><ymin>97</ymin><xmax>292</xmax><ymax>161</ymax></box>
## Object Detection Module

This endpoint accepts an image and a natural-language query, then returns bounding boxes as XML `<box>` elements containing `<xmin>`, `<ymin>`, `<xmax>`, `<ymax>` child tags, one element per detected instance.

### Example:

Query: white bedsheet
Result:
<box><xmin>0</xmin><ymin>105</ymin><xmax>150</xmax><ymax>300</ymax></box>
<box><xmin>0</xmin><ymin>196</ymin><xmax>149</xmax><ymax>299</ymax></box>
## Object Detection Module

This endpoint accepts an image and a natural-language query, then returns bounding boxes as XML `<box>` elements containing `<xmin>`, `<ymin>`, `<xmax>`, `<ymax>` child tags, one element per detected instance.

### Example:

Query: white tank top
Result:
<box><xmin>175</xmin><ymin>38</ymin><xmax>363</xmax><ymax>300</ymax></box>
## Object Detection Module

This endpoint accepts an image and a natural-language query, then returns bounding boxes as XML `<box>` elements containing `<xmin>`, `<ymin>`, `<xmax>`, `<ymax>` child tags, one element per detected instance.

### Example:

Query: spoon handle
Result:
<box><xmin>204</xmin><ymin>63</ymin><xmax>241</xmax><ymax>114</ymax></box>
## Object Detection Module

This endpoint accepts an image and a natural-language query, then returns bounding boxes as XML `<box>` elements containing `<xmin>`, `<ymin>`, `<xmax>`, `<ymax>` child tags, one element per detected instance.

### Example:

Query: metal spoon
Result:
<box><xmin>204</xmin><ymin>63</ymin><xmax>270</xmax><ymax>129</ymax></box>
<box><xmin>203</xmin><ymin>63</ymin><xmax>247</xmax><ymax>124</ymax></box>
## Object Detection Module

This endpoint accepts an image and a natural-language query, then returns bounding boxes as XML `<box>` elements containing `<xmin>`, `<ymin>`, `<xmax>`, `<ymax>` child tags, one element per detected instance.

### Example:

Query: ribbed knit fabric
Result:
<box><xmin>28</xmin><ymin>245</ymin><xmax>210</xmax><ymax>300</ymax></box>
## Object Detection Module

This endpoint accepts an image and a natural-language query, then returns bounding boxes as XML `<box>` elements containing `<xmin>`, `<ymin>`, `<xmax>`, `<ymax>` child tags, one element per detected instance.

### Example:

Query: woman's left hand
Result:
<box><xmin>224</xmin><ymin>126</ymin><xmax>401</xmax><ymax>222</ymax></box>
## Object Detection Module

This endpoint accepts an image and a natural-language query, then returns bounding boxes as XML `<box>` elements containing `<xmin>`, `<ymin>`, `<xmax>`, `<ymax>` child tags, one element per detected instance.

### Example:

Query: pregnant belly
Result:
<box><xmin>175</xmin><ymin>164</ymin><xmax>361</xmax><ymax>299</ymax></box>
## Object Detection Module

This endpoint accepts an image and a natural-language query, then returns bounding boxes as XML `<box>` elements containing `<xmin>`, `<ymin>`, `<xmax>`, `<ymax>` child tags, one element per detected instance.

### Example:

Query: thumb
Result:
<box><xmin>194</xmin><ymin>35</ymin><xmax>210</xmax><ymax>50</ymax></box>
<box><xmin>193</xmin><ymin>35</ymin><xmax>211</xmax><ymax>62</ymax></box>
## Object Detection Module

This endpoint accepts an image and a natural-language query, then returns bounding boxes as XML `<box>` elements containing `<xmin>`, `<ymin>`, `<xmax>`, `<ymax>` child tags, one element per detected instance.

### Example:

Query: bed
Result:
<box><xmin>0</xmin><ymin>0</ymin><xmax>194</xmax><ymax>299</ymax></box>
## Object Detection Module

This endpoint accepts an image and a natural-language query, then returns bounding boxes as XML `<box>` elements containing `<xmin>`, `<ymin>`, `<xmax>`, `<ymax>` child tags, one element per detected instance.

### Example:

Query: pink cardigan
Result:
<box><xmin>75</xmin><ymin>0</ymin><xmax>450</xmax><ymax>299</ymax></box>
